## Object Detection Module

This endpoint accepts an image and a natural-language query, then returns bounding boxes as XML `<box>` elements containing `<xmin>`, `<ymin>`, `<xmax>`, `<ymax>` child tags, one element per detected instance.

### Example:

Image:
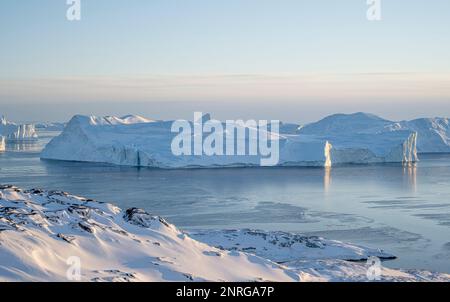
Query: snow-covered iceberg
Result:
<box><xmin>0</xmin><ymin>137</ymin><xmax>5</xmax><ymax>152</ymax></box>
<box><xmin>395</xmin><ymin>118</ymin><xmax>450</xmax><ymax>153</ymax></box>
<box><xmin>35</xmin><ymin>122</ymin><xmax>67</xmax><ymax>132</ymax></box>
<box><xmin>34</xmin><ymin>115</ymin><xmax>154</xmax><ymax>132</ymax></box>
<box><xmin>0</xmin><ymin>116</ymin><xmax>38</xmax><ymax>141</ymax></box>
<box><xmin>299</xmin><ymin>112</ymin><xmax>450</xmax><ymax>154</ymax></box>
<box><xmin>41</xmin><ymin>114</ymin><xmax>330</xmax><ymax>167</ymax></box>
<box><xmin>1</xmin><ymin>185</ymin><xmax>448</xmax><ymax>282</ymax></box>
<box><xmin>41</xmin><ymin>113</ymin><xmax>418</xmax><ymax>168</ymax></box>
<box><xmin>298</xmin><ymin>113</ymin><xmax>419</xmax><ymax>165</ymax></box>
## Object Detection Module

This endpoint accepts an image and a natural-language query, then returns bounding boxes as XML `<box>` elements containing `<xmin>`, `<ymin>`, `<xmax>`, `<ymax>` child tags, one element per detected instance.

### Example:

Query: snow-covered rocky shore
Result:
<box><xmin>1</xmin><ymin>185</ymin><xmax>449</xmax><ymax>282</ymax></box>
<box><xmin>41</xmin><ymin>113</ymin><xmax>420</xmax><ymax>168</ymax></box>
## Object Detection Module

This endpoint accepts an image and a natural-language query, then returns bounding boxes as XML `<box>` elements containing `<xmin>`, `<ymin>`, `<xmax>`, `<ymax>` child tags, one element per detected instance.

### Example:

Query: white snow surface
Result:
<box><xmin>188</xmin><ymin>229</ymin><xmax>396</xmax><ymax>263</ymax></box>
<box><xmin>99</xmin><ymin>114</ymin><xmax>156</xmax><ymax>125</ymax></box>
<box><xmin>0</xmin><ymin>116</ymin><xmax>38</xmax><ymax>141</ymax></box>
<box><xmin>298</xmin><ymin>113</ymin><xmax>419</xmax><ymax>164</ymax></box>
<box><xmin>396</xmin><ymin>118</ymin><xmax>450</xmax><ymax>153</ymax></box>
<box><xmin>0</xmin><ymin>137</ymin><xmax>5</xmax><ymax>152</ymax></box>
<box><xmin>300</xmin><ymin>113</ymin><xmax>450</xmax><ymax>154</ymax></box>
<box><xmin>35</xmin><ymin>122</ymin><xmax>67</xmax><ymax>132</ymax></box>
<box><xmin>41</xmin><ymin>113</ymin><xmax>418</xmax><ymax>168</ymax></box>
<box><xmin>1</xmin><ymin>185</ymin><xmax>449</xmax><ymax>282</ymax></box>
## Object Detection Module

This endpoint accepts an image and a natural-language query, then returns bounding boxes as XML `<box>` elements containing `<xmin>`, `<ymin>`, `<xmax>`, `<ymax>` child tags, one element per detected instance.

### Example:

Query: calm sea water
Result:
<box><xmin>1</xmin><ymin>131</ymin><xmax>450</xmax><ymax>273</ymax></box>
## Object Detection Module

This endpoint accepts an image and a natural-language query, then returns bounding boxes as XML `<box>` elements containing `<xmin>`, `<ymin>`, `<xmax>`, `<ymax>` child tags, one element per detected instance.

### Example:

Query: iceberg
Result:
<box><xmin>107</xmin><ymin>114</ymin><xmax>156</xmax><ymax>125</ymax></box>
<box><xmin>1</xmin><ymin>185</ymin><xmax>449</xmax><ymax>282</ymax></box>
<box><xmin>300</xmin><ymin>112</ymin><xmax>450</xmax><ymax>154</ymax></box>
<box><xmin>35</xmin><ymin>122</ymin><xmax>67</xmax><ymax>132</ymax></box>
<box><xmin>0</xmin><ymin>115</ymin><xmax>38</xmax><ymax>141</ymax></box>
<box><xmin>396</xmin><ymin>118</ymin><xmax>450</xmax><ymax>153</ymax></box>
<box><xmin>41</xmin><ymin>113</ymin><xmax>418</xmax><ymax>168</ymax></box>
<box><xmin>299</xmin><ymin>112</ymin><xmax>393</xmax><ymax>135</ymax></box>
<box><xmin>298</xmin><ymin>113</ymin><xmax>419</xmax><ymax>165</ymax></box>
<box><xmin>0</xmin><ymin>137</ymin><xmax>5</xmax><ymax>152</ymax></box>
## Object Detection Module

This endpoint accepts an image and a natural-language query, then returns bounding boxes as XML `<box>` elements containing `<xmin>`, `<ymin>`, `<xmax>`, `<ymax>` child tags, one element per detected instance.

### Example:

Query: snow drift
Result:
<box><xmin>41</xmin><ymin>113</ymin><xmax>418</xmax><ymax>168</ymax></box>
<box><xmin>1</xmin><ymin>185</ymin><xmax>449</xmax><ymax>282</ymax></box>
<box><xmin>0</xmin><ymin>116</ymin><xmax>38</xmax><ymax>141</ymax></box>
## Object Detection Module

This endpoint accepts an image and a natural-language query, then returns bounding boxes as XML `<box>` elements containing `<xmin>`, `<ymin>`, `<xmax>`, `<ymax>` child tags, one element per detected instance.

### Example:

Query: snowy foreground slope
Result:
<box><xmin>1</xmin><ymin>185</ymin><xmax>449</xmax><ymax>282</ymax></box>
<box><xmin>0</xmin><ymin>116</ymin><xmax>38</xmax><ymax>141</ymax></box>
<box><xmin>41</xmin><ymin>114</ymin><xmax>418</xmax><ymax>168</ymax></box>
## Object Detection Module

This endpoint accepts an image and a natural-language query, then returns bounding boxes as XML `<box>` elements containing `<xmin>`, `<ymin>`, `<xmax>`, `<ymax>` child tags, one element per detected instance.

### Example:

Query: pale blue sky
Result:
<box><xmin>0</xmin><ymin>0</ymin><xmax>449</xmax><ymax>122</ymax></box>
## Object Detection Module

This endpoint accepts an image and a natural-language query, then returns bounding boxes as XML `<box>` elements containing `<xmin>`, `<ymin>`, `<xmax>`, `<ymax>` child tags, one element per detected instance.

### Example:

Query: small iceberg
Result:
<box><xmin>0</xmin><ymin>115</ymin><xmax>38</xmax><ymax>141</ymax></box>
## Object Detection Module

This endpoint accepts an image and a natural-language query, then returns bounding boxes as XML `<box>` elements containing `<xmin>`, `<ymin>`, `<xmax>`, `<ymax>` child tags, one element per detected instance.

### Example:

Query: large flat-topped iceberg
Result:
<box><xmin>0</xmin><ymin>115</ymin><xmax>38</xmax><ymax>141</ymax></box>
<box><xmin>41</xmin><ymin>113</ymin><xmax>418</xmax><ymax>168</ymax></box>
<box><xmin>41</xmin><ymin>115</ymin><xmax>329</xmax><ymax>167</ymax></box>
